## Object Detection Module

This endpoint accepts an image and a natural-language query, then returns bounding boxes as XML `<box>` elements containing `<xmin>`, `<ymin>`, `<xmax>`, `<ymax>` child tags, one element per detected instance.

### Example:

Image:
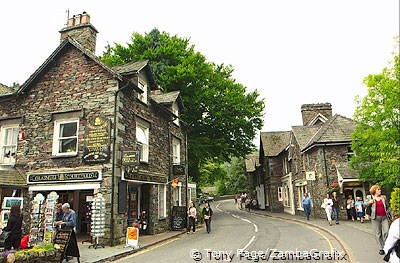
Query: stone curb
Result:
<box><xmin>243</xmin><ymin>209</ymin><xmax>356</xmax><ymax>263</ymax></box>
<box><xmin>93</xmin><ymin>230</ymin><xmax>187</xmax><ymax>263</ymax></box>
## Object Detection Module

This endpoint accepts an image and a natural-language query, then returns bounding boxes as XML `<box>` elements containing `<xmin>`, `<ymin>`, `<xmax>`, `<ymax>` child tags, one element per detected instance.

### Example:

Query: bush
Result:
<box><xmin>390</xmin><ymin>187</ymin><xmax>400</xmax><ymax>216</ymax></box>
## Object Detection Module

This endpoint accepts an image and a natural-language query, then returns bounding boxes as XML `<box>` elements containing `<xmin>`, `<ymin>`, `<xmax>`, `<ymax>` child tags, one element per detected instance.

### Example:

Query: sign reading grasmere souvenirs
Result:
<box><xmin>83</xmin><ymin>116</ymin><xmax>111</xmax><ymax>164</ymax></box>
<box><xmin>28</xmin><ymin>171</ymin><xmax>101</xmax><ymax>184</ymax></box>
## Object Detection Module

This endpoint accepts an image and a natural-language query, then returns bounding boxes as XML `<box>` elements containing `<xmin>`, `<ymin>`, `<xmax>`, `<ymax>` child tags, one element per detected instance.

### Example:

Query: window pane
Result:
<box><xmin>59</xmin><ymin>138</ymin><xmax>77</xmax><ymax>153</ymax></box>
<box><xmin>60</xmin><ymin>122</ymin><xmax>77</xmax><ymax>137</ymax></box>
<box><xmin>12</xmin><ymin>128</ymin><xmax>18</xmax><ymax>145</ymax></box>
<box><xmin>136</xmin><ymin>127</ymin><xmax>147</xmax><ymax>144</ymax></box>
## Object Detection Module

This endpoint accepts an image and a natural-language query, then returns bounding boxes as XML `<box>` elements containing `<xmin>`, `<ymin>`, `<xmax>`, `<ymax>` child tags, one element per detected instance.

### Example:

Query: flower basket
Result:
<box><xmin>328</xmin><ymin>182</ymin><xmax>340</xmax><ymax>194</ymax></box>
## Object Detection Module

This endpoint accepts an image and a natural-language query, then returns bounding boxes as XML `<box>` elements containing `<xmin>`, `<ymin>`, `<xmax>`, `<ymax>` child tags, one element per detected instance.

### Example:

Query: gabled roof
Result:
<box><xmin>303</xmin><ymin>114</ymin><xmax>355</xmax><ymax>151</ymax></box>
<box><xmin>112</xmin><ymin>60</ymin><xmax>157</xmax><ymax>88</ymax></box>
<box><xmin>16</xmin><ymin>38</ymin><xmax>122</xmax><ymax>95</ymax></box>
<box><xmin>245</xmin><ymin>155</ymin><xmax>259</xmax><ymax>172</ymax></box>
<box><xmin>292</xmin><ymin>126</ymin><xmax>320</xmax><ymax>150</ymax></box>
<box><xmin>260</xmin><ymin>131</ymin><xmax>291</xmax><ymax>157</ymax></box>
<box><xmin>150</xmin><ymin>90</ymin><xmax>184</xmax><ymax>110</ymax></box>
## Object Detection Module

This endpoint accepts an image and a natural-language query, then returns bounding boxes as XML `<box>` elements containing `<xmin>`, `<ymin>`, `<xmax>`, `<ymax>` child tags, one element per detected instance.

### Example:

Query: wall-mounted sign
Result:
<box><xmin>122</xmin><ymin>151</ymin><xmax>139</xmax><ymax>166</ymax></box>
<box><xmin>173</xmin><ymin>165</ymin><xmax>185</xmax><ymax>175</ymax></box>
<box><xmin>122</xmin><ymin>170</ymin><xmax>167</xmax><ymax>184</ymax></box>
<box><xmin>295</xmin><ymin>181</ymin><xmax>307</xmax><ymax>187</ymax></box>
<box><xmin>27</xmin><ymin>171</ymin><xmax>101</xmax><ymax>184</ymax></box>
<box><xmin>83</xmin><ymin>116</ymin><xmax>111</xmax><ymax>164</ymax></box>
<box><xmin>306</xmin><ymin>171</ymin><xmax>316</xmax><ymax>181</ymax></box>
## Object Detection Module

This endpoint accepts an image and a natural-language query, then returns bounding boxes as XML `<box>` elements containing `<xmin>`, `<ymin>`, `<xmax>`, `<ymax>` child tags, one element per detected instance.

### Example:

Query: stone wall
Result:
<box><xmin>301</xmin><ymin>103</ymin><xmax>332</xmax><ymax>126</ymax></box>
<box><xmin>264</xmin><ymin>155</ymin><xmax>284</xmax><ymax>212</ymax></box>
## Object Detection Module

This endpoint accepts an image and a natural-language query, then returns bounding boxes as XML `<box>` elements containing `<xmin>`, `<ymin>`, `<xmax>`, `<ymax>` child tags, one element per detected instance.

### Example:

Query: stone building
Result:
<box><xmin>244</xmin><ymin>155</ymin><xmax>265</xmax><ymax>209</ymax></box>
<box><xmin>0</xmin><ymin>12</ymin><xmax>187</xmax><ymax>245</ymax></box>
<box><xmin>254</xmin><ymin>103</ymin><xmax>368</xmax><ymax>220</ymax></box>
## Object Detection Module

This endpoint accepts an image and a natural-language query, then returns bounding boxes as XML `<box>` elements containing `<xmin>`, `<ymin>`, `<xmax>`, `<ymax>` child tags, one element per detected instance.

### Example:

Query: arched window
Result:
<box><xmin>136</xmin><ymin>124</ymin><xmax>149</xmax><ymax>162</ymax></box>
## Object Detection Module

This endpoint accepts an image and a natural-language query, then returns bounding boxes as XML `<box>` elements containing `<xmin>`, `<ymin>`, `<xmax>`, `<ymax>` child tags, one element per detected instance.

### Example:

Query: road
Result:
<box><xmin>114</xmin><ymin>200</ymin><xmax>348</xmax><ymax>262</ymax></box>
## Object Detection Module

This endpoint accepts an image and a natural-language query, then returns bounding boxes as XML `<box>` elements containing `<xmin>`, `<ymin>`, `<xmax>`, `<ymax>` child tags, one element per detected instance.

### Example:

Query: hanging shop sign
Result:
<box><xmin>83</xmin><ymin>116</ymin><xmax>111</xmax><ymax>164</ymax></box>
<box><xmin>173</xmin><ymin>164</ymin><xmax>185</xmax><ymax>175</ymax></box>
<box><xmin>122</xmin><ymin>151</ymin><xmax>140</xmax><ymax>166</ymax></box>
<box><xmin>305</xmin><ymin>171</ymin><xmax>316</xmax><ymax>181</ymax></box>
<box><xmin>122</xmin><ymin>170</ymin><xmax>167</xmax><ymax>184</ymax></box>
<box><xmin>27</xmin><ymin>171</ymin><xmax>101</xmax><ymax>184</ymax></box>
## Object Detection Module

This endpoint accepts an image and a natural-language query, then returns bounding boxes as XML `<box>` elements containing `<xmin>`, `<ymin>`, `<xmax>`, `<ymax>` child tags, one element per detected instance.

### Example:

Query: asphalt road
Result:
<box><xmin>114</xmin><ymin>200</ymin><xmax>347</xmax><ymax>263</ymax></box>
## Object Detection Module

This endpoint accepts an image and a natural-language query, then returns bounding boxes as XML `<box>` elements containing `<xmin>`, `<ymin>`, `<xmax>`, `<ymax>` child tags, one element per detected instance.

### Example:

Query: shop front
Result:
<box><xmin>26</xmin><ymin>169</ymin><xmax>102</xmax><ymax>241</ymax></box>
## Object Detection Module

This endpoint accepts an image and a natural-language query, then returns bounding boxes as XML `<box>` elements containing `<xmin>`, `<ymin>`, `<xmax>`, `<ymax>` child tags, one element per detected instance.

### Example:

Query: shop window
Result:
<box><xmin>283</xmin><ymin>186</ymin><xmax>290</xmax><ymax>207</ymax></box>
<box><xmin>297</xmin><ymin>185</ymin><xmax>308</xmax><ymax>209</ymax></box>
<box><xmin>171</xmin><ymin>185</ymin><xmax>181</xmax><ymax>206</ymax></box>
<box><xmin>52</xmin><ymin>120</ymin><xmax>79</xmax><ymax>156</ymax></box>
<box><xmin>136</xmin><ymin>122</ymin><xmax>149</xmax><ymax>163</ymax></box>
<box><xmin>277</xmin><ymin>187</ymin><xmax>283</xmax><ymax>201</ymax></box>
<box><xmin>158</xmin><ymin>184</ymin><xmax>166</xmax><ymax>219</ymax></box>
<box><xmin>172</xmin><ymin>138</ymin><xmax>181</xmax><ymax>164</ymax></box>
<box><xmin>172</xmin><ymin>102</ymin><xmax>179</xmax><ymax>126</ymax></box>
<box><xmin>0</xmin><ymin>126</ymin><xmax>19</xmax><ymax>165</ymax></box>
<box><xmin>137</xmin><ymin>80</ymin><xmax>148</xmax><ymax>104</ymax></box>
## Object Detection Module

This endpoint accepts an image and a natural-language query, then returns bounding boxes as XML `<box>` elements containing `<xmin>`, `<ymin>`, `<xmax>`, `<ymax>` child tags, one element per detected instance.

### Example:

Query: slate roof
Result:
<box><xmin>292</xmin><ymin>126</ymin><xmax>320</xmax><ymax>150</ymax></box>
<box><xmin>112</xmin><ymin>60</ymin><xmax>149</xmax><ymax>75</ymax></box>
<box><xmin>303</xmin><ymin>114</ymin><xmax>355</xmax><ymax>150</ymax></box>
<box><xmin>336</xmin><ymin>163</ymin><xmax>358</xmax><ymax>179</ymax></box>
<box><xmin>0</xmin><ymin>169</ymin><xmax>27</xmax><ymax>187</ymax></box>
<box><xmin>0</xmin><ymin>83</ymin><xmax>15</xmax><ymax>96</ymax></box>
<box><xmin>260</xmin><ymin>131</ymin><xmax>291</xmax><ymax>157</ymax></box>
<box><xmin>245</xmin><ymin>155</ymin><xmax>259</xmax><ymax>172</ymax></box>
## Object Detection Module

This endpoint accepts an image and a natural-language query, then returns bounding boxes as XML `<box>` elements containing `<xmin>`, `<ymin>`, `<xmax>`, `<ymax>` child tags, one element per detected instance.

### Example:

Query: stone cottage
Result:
<box><xmin>0</xmin><ymin>12</ymin><xmax>187</xmax><ymax>245</ymax></box>
<box><xmin>254</xmin><ymin>103</ymin><xmax>368</xmax><ymax>220</ymax></box>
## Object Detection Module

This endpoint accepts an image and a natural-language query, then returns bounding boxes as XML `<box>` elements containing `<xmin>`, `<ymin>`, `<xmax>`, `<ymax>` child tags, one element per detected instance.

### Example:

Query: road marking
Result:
<box><xmin>114</xmin><ymin>238</ymin><xmax>179</xmax><ymax>261</ymax></box>
<box><xmin>241</xmin><ymin>235</ymin><xmax>256</xmax><ymax>251</ymax></box>
<box><xmin>253</xmin><ymin>223</ymin><xmax>258</xmax><ymax>233</ymax></box>
<box><xmin>241</xmin><ymin>218</ymin><xmax>251</xmax><ymax>223</ymax></box>
<box><xmin>216</xmin><ymin>203</ymin><xmax>223</xmax><ymax>212</ymax></box>
<box><xmin>232</xmin><ymin>214</ymin><xmax>240</xmax><ymax>219</ymax></box>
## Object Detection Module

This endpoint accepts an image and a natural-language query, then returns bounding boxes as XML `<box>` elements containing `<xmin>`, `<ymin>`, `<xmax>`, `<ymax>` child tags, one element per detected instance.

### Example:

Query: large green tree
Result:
<box><xmin>350</xmin><ymin>53</ymin><xmax>400</xmax><ymax>186</ymax></box>
<box><xmin>102</xmin><ymin>29</ymin><xmax>264</xmax><ymax>182</ymax></box>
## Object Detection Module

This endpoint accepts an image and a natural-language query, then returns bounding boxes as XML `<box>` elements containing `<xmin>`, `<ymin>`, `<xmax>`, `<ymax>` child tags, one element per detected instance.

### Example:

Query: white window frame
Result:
<box><xmin>283</xmin><ymin>185</ymin><xmax>290</xmax><ymax>207</ymax></box>
<box><xmin>178</xmin><ymin>185</ymin><xmax>182</xmax><ymax>206</ymax></box>
<box><xmin>0</xmin><ymin>125</ymin><xmax>19</xmax><ymax>165</ymax></box>
<box><xmin>172</xmin><ymin>138</ymin><xmax>181</xmax><ymax>164</ymax></box>
<box><xmin>52</xmin><ymin>119</ymin><xmax>79</xmax><ymax>157</ymax></box>
<box><xmin>277</xmin><ymin>187</ymin><xmax>283</xmax><ymax>201</ymax></box>
<box><xmin>158</xmin><ymin>184</ymin><xmax>167</xmax><ymax>219</ymax></box>
<box><xmin>137</xmin><ymin>80</ymin><xmax>148</xmax><ymax>104</ymax></box>
<box><xmin>136</xmin><ymin>122</ymin><xmax>149</xmax><ymax>163</ymax></box>
<box><xmin>172</xmin><ymin>102</ymin><xmax>179</xmax><ymax>126</ymax></box>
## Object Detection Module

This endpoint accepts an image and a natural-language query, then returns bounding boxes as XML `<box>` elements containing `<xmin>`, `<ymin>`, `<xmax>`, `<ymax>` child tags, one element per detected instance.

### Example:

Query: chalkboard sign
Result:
<box><xmin>54</xmin><ymin>229</ymin><xmax>80</xmax><ymax>263</ymax></box>
<box><xmin>171</xmin><ymin>206</ymin><xmax>187</xmax><ymax>230</ymax></box>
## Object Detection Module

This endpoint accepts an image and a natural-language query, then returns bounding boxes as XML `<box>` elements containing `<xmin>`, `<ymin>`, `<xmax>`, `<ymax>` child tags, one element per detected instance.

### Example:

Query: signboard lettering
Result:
<box><xmin>122</xmin><ymin>170</ymin><xmax>167</xmax><ymax>184</ymax></box>
<box><xmin>28</xmin><ymin>171</ymin><xmax>100</xmax><ymax>184</ymax></box>
<box><xmin>54</xmin><ymin>229</ymin><xmax>80</xmax><ymax>263</ymax></box>
<box><xmin>83</xmin><ymin>116</ymin><xmax>111</xmax><ymax>164</ymax></box>
<box><xmin>173</xmin><ymin>165</ymin><xmax>185</xmax><ymax>175</ymax></box>
<box><xmin>122</xmin><ymin>151</ymin><xmax>139</xmax><ymax>166</ymax></box>
<box><xmin>126</xmin><ymin>227</ymin><xmax>139</xmax><ymax>248</ymax></box>
<box><xmin>171</xmin><ymin>206</ymin><xmax>187</xmax><ymax>230</ymax></box>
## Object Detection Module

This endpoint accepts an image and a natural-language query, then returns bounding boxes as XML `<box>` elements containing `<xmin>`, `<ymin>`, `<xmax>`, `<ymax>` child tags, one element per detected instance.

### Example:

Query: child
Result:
<box><xmin>355</xmin><ymin>197</ymin><xmax>365</xmax><ymax>223</ymax></box>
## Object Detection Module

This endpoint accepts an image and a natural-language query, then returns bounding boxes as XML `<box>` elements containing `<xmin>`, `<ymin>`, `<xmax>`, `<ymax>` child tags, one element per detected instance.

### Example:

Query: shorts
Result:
<box><xmin>356</xmin><ymin>212</ymin><xmax>364</xmax><ymax>218</ymax></box>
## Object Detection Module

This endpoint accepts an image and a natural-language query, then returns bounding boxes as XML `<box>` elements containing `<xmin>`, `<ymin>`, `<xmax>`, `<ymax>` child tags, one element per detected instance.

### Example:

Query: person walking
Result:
<box><xmin>187</xmin><ymin>202</ymin><xmax>197</xmax><ymax>234</ymax></box>
<box><xmin>202</xmin><ymin>202</ymin><xmax>213</xmax><ymax>234</ymax></box>
<box><xmin>332</xmin><ymin>192</ymin><xmax>340</xmax><ymax>224</ymax></box>
<box><xmin>322</xmin><ymin>193</ymin><xmax>333</xmax><ymax>226</ymax></box>
<box><xmin>302</xmin><ymin>193</ymin><xmax>312</xmax><ymax>220</ymax></box>
<box><xmin>367</xmin><ymin>185</ymin><xmax>392</xmax><ymax>255</ymax></box>
<box><xmin>355</xmin><ymin>197</ymin><xmax>365</xmax><ymax>223</ymax></box>
<box><xmin>3</xmin><ymin>205</ymin><xmax>23</xmax><ymax>250</ymax></box>
<box><xmin>346</xmin><ymin>195</ymin><xmax>356</xmax><ymax>221</ymax></box>
<box><xmin>383</xmin><ymin>217</ymin><xmax>400</xmax><ymax>263</ymax></box>
<box><xmin>234</xmin><ymin>194</ymin><xmax>238</xmax><ymax>205</ymax></box>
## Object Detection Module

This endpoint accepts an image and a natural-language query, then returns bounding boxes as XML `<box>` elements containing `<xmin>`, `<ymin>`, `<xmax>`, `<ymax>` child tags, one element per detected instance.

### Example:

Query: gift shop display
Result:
<box><xmin>89</xmin><ymin>193</ymin><xmax>105</xmax><ymax>249</ymax></box>
<box><xmin>29</xmin><ymin>193</ymin><xmax>46</xmax><ymax>246</ymax></box>
<box><xmin>43</xmin><ymin>191</ymin><xmax>59</xmax><ymax>244</ymax></box>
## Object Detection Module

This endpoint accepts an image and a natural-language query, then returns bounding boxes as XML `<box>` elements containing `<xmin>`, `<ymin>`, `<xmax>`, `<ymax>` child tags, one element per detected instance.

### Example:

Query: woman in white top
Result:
<box><xmin>322</xmin><ymin>193</ymin><xmax>334</xmax><ymax>226</ymax></box>
<box><xmin>383</xmin><ymin>218</ymin><xmax>399</xmax><ymax>263</ymax></box>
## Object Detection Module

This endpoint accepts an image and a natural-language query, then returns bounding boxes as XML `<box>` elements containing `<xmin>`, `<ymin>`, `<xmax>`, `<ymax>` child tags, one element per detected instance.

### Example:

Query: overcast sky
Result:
<box><xmin>0</xmin><ymin>0</ymin><xmax>398</xmax><ymax>134</ymax></box>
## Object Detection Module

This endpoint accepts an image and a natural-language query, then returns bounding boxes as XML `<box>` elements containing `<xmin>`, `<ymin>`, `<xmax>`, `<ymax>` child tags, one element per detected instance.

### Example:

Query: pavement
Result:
<box><xmin>243</xmin><ymin>206</ymin><xmax>383</xmax><ymax>263</ymax></box>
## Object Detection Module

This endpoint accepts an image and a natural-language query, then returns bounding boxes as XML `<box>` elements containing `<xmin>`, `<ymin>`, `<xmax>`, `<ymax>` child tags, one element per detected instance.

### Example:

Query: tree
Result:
<box><xmin>102</xmin><ymin>29</ymin><xmax>265</xmax><ymax>182</ymax></box>
<box><xmin>350</xmin><ymin>53</ymin><xmax>400</xmax><ymax>186</ymax></box>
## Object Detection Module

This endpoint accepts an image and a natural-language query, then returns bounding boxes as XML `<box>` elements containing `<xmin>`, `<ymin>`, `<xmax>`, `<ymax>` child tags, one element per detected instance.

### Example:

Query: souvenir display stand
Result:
<box><xmin>81</xmin><ymin>200</ymin><xmax>93</xmax><ymax>244</ymax></box>
<box><xmin>43</xmin><ymin>191</ymin><xmax>59</xmax><ymax>244</ymax></box>
<box><xmin>29</xmin><ymin>193</ymin><xmax>46</xmax><ymax>246</ymax></box>
<box><xmin>89</xmin><ymin>194</ymin><xmax>105</xmax><ymax>249</ymax></box>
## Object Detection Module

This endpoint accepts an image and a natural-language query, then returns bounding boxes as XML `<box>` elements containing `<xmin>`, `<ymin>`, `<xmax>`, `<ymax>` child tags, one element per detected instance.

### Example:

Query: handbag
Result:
<box><xmin>321</xmin><ymin>203</ymin><xmax>326</xmax><ymax>209</ymax></box>
<box><xmin>204</xmin><ymin>215</ymin><xmax>210</xmax><ymax>220</ymax></box>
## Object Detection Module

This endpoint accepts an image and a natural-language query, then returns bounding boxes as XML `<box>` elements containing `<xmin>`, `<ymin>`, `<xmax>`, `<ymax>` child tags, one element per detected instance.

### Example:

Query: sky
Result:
<box><xmin>0</xmin><ymin>0</ymin><xmax>398</xmax><ymax>135</ymax></box>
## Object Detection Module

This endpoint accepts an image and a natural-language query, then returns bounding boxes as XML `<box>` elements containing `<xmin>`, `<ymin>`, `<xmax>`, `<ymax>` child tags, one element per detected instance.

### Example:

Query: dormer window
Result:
<box><xmin>138</xmin><ymin>80</ymin><xmax>148</xmax><ymax>104</ymax></box>
<box><xmin>172</xmin><ymin>102</ymin><xmax>179</xmax><ymax>126</ymax></box>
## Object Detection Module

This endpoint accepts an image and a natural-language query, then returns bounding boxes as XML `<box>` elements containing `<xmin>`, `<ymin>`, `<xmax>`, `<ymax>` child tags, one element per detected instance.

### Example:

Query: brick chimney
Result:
<box><xmin>301</xmin><ymin>103</ymin><xmax>333</xmax><ymax>126</ymax></box>
<box><xmin>59</xmin><ymin>12</ymin><xmax>98</xmax><ymax>53</ymax></box>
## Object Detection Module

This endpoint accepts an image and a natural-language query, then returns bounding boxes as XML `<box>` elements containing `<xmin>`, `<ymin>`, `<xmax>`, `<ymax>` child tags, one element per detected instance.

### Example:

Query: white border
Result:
<box><xmin>27</xmin><ymin>170</ymin><xmax>102</xmax><ymax>184</ymax></box>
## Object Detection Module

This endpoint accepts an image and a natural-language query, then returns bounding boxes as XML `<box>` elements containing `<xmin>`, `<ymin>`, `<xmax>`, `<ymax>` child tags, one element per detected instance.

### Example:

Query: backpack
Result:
<box><xmin>384</xmin><ymin>239</ymin><xmax>400</xmax><ymax>262</ymax></box>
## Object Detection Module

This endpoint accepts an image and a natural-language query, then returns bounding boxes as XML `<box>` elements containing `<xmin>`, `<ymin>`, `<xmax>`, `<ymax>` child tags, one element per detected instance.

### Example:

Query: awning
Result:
<box><xmin>28</xmin><ymin>183</ymin><xmax>101</xmax><ymax>191</ymax></box>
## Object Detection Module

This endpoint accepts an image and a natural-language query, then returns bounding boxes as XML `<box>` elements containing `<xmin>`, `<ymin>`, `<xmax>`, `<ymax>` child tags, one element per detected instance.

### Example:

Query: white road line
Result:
<box><xmin>232</xmin><ymin>214</ymin><xmax>240</xmax><ymax>219</ymax></box>
<box><xmin>253</xmin><ymin>223</ymin><xmax>258</xmax><ymax>233</ymax></box>
<box><xmin>216</xmin><ymin>203</ymin><xmax>223</xmax><ymax>212</ymax></box>
<box><xmin>241</xmin><ymin>218</ymin><xmax>251</xmax><ymax>223</ymax></box>
<box><xmin>241</xmin><ymin>235</ymin><xmax>256</xmax><ymax>251</ymax></box>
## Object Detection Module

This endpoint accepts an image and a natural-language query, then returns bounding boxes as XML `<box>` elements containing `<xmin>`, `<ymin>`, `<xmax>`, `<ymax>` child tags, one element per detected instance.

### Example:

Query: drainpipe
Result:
<box><xmin>110</xmin><ymin>80</ymin><xmax>133</xmax><ymax>246</ymax></box>
<box><xmin>322</xmin><ymin>144</ymin><xmax>329</xmax><ymax>187</ymax></box>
